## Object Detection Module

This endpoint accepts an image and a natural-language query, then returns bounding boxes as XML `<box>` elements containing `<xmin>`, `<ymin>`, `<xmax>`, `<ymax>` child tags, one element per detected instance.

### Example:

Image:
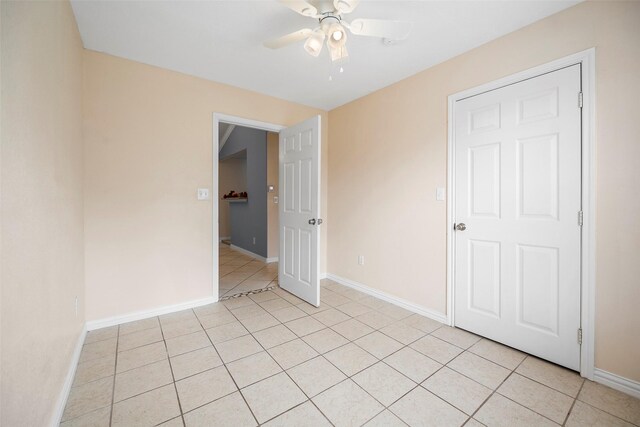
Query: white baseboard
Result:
<box><xmin>86</xmin><ymin>296</ymin><xmax>217</xmax><ymax>331</ymax></box>
<box><xmin>594</xmin><ymin>368</ymin><xmax>640</xmax><ymax>399</ymax></box>
<box><xmin>319</xmin><ymin>272</ymin><xmax>328</xmax><ymax>280</ymax></box>
<box><xmin>325</xmin><ymin>273</ymin><xmax>448</xmax><ymax>325</ymax></box>
<box><xmin>230</xmin><ymin>244</ymin><xmax>277</xmax><ymax>264</ymax></box>
<box><xmin>52</xmin><ymin>325</ymin><xmax>87</xmax><ymax>427</ymax></box>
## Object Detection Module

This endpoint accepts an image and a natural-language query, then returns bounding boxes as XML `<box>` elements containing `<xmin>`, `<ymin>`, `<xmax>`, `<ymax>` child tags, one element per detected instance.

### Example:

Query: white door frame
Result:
<box><xmin>212</xmin><ymin>113</ymin><xmax>285</xmax><ymax>302</ymax></box>
<box><xmin>446</xmin><ymin>48</ymin><xmax>596</xmax><ymax>379</ymax></box>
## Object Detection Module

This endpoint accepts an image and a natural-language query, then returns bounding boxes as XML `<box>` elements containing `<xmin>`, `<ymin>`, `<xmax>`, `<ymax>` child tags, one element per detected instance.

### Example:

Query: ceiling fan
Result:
<box><xmin>264</xmin><ymin>0</ymin><xmax>412</xmax><ymax>61</ymax></box>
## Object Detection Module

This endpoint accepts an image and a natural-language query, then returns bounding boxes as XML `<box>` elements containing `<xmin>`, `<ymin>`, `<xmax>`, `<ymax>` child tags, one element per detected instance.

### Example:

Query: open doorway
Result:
<box><xmin>217</xmin><ymin>123</ymin><xmax>280</xmax><ymax>299</ymax></box>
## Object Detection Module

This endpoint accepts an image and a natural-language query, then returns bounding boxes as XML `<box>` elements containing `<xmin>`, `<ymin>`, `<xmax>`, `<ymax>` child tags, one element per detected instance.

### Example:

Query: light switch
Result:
<box><xmin>436</xmin><ymin>187</ymin><xmax>445</xmax><ymax>201</ymax></box>
<box><xmin>273</xmin><ymin>196</ymin><xmax>279</xmax><ymax>204</ymax></box>
<box><xmin>197</xmin><ymin>188</ymin><xmax>210</xmax><ymax>200</ymax></box>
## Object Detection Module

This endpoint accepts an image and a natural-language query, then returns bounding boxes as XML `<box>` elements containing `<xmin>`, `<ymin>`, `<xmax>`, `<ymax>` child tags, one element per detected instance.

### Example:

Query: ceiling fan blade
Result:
<box><xmin>278</xmin><ymin>0</ymin><xmax>319</xmax><ymax>17</ymax></box>
<box><xmin>264</xmin><ymin>28</ymin><xmax>314</xmax><ymax>49</ymax></box>
<box><xmin>348</xmin><ymin>19</ymin><xmax>413</xmax><ymax>40</ymax></box>
<box><xmin>333</xmin><ymin>0</ymin><xmax>359</xmax><ymax>14</ymax></box>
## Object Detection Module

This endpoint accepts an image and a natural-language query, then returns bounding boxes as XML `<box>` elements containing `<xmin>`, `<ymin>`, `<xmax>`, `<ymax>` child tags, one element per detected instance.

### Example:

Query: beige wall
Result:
<box><xmin>328</xmin><ymin>1</ymin><xmax>640</xmax><ymax>382</ymax></box>
<box><xmin>218</xmin><ymin>157</ymin><xmax>247</xmax><ymax>238</ymax></box>
<box><xmin>83</xmin><ymin>51</ymin><xmax>328</xmax><ymax>322</ymax></box>
<box><xmin>1</xmin><ymin>1</ymin><xmax>85</xmax><ymax>425</ymax></box>
<box><xmin>267</xmin><ymin>132</ymin><xmax>279</xmax><ymax>259</ymax></box>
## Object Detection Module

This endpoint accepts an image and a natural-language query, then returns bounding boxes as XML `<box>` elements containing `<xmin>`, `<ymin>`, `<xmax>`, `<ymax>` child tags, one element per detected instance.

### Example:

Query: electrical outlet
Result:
<box><xmin>253</xmin><ymin>237</ymin><xmax>256</xmax><ymax>245</ymax></box>
<box><xmin>197</xmin><ymin>188</ymin><xmax>210</xmax><ymax>200</ymax></box>
<box><xmin>358</xmin><ymin>255</ymin><xmax>365</xmax><ymax>265</ymax></box>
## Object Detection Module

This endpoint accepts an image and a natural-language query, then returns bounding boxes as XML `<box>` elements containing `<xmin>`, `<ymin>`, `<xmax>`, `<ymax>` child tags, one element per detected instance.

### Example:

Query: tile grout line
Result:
<box><xmin>158</xmin><ymin>313</ymin><xmax>188</xmax><ymax>426</ymax></box>
<box><xmin>108</xmin><ymin>324</ymin><xmax>121</xmax><ymax>427</ymax></box>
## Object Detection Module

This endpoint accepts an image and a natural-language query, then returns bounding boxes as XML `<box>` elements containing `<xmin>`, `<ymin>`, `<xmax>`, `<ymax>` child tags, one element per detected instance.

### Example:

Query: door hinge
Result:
<box><xmin>578</xmin><ymin>328</ymin><xmax>583</xmax><ymax>345</ymax></box>
<box><xmin>578</xmin><ymin>210</ymin><xmax>584</xmax><ymax>227</ymax></box>
<box><xmin>578</xmin><ymin>92</ymin><xmax>583</xmax><ymax>108</ymax></box>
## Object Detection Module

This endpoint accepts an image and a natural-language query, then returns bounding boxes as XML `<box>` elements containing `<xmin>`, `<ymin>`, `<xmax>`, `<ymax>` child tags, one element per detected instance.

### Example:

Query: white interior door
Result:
<box><xmin>454</xmin><ymin>65</ymin><xmax>582</xmax><ymax>370</ymax></box>
<box><xmin>279</xmin><ymin>115</ymin><xmax>321</xmax><ymax>306</ymax></box>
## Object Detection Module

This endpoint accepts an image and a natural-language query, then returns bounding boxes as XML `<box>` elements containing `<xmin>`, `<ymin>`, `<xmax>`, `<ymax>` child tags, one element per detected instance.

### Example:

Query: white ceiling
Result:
<box><xmin>70</xmin><ymin>0</ymin><xmax>580</xmax><ymax>110</ymax></box>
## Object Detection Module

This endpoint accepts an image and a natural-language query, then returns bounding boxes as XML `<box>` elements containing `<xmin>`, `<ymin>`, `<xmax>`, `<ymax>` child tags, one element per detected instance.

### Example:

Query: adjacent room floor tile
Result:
<box><xmin>183</xmin><ymin>392</ymin><xmax>257</xmax><ymax>427</ymax></box>
<box><xmin>241</xmin><ymin>372</ymin><xmax>307</xmax><ymax>424</ymax></box>
<box><xmin>352</xmin><ymin>362</ymin><xmax>416</xmax><ymax>406</ymax></box>
<box><xmin>175</xmin><ymin>365</ymin><xmax>237</xmax><ymax>413</ymax></box>
<box><xmin>286</xmin><ymin>356</ymin><xmax>347</xmax><ymax>397</ymax></box>
<box><xmin>423</xmin><ymin>366</ymin><xmax>492</xmax><ymax>415</ymax></box>
<box><xmin>111</xmin><ymin>384</ymin><xmax>180</xmax><ymax>427</ymax></box>
<box><xmin>390</xmin><ymin>386</ymin><xmax>468</xmax><ymax>427</ymax></box>
<box><xmin>313</xmin><ymin>379</ymin><xmax>384</xmax><ymax>427</ymax></box>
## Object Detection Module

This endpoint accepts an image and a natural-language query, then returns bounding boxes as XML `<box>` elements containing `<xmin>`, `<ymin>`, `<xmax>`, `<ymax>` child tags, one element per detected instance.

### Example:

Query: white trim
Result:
<box><xmin>229</xmin><ymin>244</ymin><xmax>278</xmax><ymax>264</ymax></box>
<box><xmin>86</xmin><ymin>297</ymin><xmax>217</xmax><ymax>331</ymax></box>
<box><xmin>219</xmin><ymin>124</ymin><xmax>236</xmax><ymax>152</ymax></box>
<box><xmin>594</xmin><ymin>369</ymin><xmax>640</xmax><ymax>399</ymax></box>
<box><xmin>212</xmin><ymin>113</ymin><xmax>285</xmax><ymax>304</ymax></box>
<box><xmin>326</xmin><ymin>273</ymin><xmax>448</xmax><ymax>325</ymax></box>
<box><xmin>52</xmin><ymin>325</ymin><xmax>87</xmax><ymax>427</ymax></box>
<box><xmin>446</xmin><ymin>48</ymin><xmax>596</xmax><ymax>379</ymax></box>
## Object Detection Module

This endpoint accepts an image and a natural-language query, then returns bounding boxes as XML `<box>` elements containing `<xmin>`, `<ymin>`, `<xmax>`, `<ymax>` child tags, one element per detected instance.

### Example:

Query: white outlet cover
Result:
<box><xmin>436</xmin><ymin>187</ymin><xmax>445</xmax><ymax>201</ymax></box>
<box><xmin>197</xmin><ymin>188</ymin><xmax>210</xmax><ymax>200</ymax></box>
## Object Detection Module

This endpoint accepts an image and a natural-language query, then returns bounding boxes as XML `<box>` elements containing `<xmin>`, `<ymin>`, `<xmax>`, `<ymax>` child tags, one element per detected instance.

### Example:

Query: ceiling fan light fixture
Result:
<box><xmin>326</xmin><ymin>23</ymin><xmax>347</xmax><ymax>49</ymax></box>
<box><xmin>304</xmin><ymin>31</ymin><xmax>325</xmax><ymax>57</ymax></box>
<box><xmin>329</xmin><ymin>43</ymin><xmax>348</xmax><ymax>62</ymax></box>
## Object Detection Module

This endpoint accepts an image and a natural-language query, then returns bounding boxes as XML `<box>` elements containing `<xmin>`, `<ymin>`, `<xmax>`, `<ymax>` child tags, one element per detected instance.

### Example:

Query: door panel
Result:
<box><xmin>279</xmin><ymin>115</ymin><xmax>321</xmax><ymax>306</ymax></box>
<box><xmin>454</xmin><ymin>65</ymin><xmax>581</xmax><ymax>370</ymax></box>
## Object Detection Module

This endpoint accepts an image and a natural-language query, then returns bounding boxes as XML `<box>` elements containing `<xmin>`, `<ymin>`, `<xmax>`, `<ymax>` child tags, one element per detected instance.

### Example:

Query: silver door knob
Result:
<box><xmin>455</xmin><ymin>223</ymin><xmax>466</xmax><ymax>231</ymax></box>
<box><xmin>309</xmin><ymin>219</ymin><xmax>316</xmax><ymax>225</ymax></box>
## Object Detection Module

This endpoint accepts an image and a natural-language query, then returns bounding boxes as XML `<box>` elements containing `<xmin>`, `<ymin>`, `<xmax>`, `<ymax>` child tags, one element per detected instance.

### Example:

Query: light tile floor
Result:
<box><xmin>62</xmin><ymin>280</ymin><xmax>640</xmax><ymax>426</ymax></box>
<box><xmin>218</xmin><ymin>243</ymin><xmax>278</xmax><ymax>298</ymax></box>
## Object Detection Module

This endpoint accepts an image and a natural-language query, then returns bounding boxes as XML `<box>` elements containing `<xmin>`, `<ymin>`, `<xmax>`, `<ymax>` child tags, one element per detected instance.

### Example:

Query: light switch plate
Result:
<box><xmin>273</xmin><ymin>196</ymin><xmax>279</xmax><ymax>204</ymax></box>
<box><xmin>197</xmin><ymin>188</ymin><xmax>210</xmax><ymax>200</ymax></box>
<box><xmin>436</xmin><ymin>187</ymin><xmax>445</xmax><ymax>201</ymax></box>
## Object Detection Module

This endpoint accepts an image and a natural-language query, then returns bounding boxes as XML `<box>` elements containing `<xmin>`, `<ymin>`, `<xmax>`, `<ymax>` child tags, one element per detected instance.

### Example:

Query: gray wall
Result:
<box><xmin>219</xmin><ymin>126</ymin><xmax>268</xmax><ymax>257</ymax></box>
